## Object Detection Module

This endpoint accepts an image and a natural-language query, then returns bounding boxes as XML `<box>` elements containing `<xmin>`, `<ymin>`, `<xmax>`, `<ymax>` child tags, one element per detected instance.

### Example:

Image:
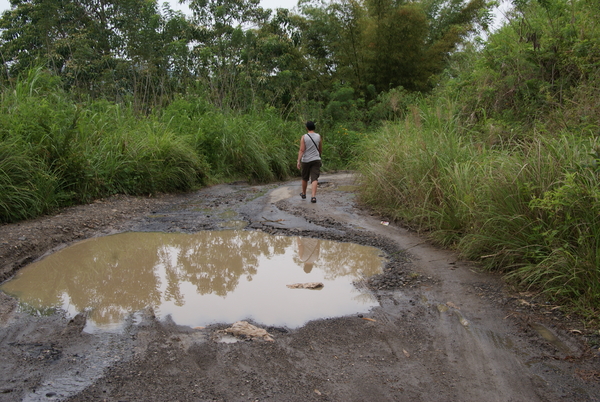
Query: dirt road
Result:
<box><xmin>0</xmin><ymin>172</ymin><xmax>599</xmax><ymax>401</ymax></box>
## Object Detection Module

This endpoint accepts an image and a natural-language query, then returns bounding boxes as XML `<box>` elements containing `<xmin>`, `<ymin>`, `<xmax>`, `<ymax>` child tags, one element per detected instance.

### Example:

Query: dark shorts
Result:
<box><xmin>301</xmin><ymin>160</ymin><xmax>322</xmax><ymax>182</ymax></box>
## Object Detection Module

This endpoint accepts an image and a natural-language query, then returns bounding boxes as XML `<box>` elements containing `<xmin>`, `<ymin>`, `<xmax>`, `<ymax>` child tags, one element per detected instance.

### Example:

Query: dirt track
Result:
<box><xmin>0</xmin><ymin>172</ymin><xmax>599</xmax><ymax>401</ymax></box>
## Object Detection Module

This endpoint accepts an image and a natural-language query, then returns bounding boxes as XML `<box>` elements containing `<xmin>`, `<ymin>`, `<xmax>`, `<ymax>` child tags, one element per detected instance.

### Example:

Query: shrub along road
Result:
<box><xmin>0</xmin><ymin>173</ymin><xmax>599</xmax><ymax>401</ymax></box>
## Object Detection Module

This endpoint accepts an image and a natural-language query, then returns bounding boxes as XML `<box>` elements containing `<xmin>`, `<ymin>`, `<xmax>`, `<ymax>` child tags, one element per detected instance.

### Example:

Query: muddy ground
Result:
<box><xmin>0</xmin><ymin>172</ymin><xmax>599</xmax><ymax>402</ymax></box>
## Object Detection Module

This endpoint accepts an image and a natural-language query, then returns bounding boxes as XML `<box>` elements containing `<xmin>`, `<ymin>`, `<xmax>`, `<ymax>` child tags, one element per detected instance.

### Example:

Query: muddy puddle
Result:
<box><xmin>1</xmin><ymin>230</ymin><xmax>386</xmax><ymax>332</ymax></box>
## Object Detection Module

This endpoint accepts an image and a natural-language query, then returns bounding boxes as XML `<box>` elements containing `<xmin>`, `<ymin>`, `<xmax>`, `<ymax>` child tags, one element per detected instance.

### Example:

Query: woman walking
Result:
<box><xmin>297</xmin><ymin>121</ymin><xmax>322</xmax><ymax>203</ymax></box>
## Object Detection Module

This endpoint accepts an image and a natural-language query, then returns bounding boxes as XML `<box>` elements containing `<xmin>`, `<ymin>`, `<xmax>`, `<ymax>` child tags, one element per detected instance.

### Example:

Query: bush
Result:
<box><xmin>0</xmin><ymin>70</ymin><xmax>214</xmax><ymax>221</ymax></box>
<box><xmin>188</xmin><ymin>108</ymin><xmax>298</xmax><ymax>183</ymax></box>
<box><xmin>0</xmin><ymin>140</ymin><xmax>59</xmax><ymax>223</ymax></box>
<box><xmin>355</xmin><ymin>97</ymin><xmax>600</xmax><ymax>319</ymax></box>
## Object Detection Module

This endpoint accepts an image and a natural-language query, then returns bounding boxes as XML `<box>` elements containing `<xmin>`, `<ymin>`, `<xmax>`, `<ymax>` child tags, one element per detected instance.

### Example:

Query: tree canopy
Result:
<box><xmin>0</xmin><ymin>0</ymin><xmax>494</xmax><ymax>114</ymax></box>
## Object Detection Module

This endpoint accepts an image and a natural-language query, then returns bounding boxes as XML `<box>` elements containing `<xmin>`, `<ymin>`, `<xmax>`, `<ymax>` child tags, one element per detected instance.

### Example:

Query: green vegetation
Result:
<box><xmin>357</xmin><ymin>99</ymin><xmax>600</xmax><ymax>319</ymax></box>
<box><xmin>356</xmin><ymin>0</ymin><xmax>600</xmax><ymax>321</ymax></box>
<box><xmin>0</xmin><ymin>69</ymin><xmax>305</xmax><ymax>222</ymax></box>
<box><xmin>1</xmin><ymin>0</ymin><xmax>599</xmax><ymax>319</ymax></box>
<box><xmin>0</xmin><ymin>0</ymin><xmax>487</xmax><ymax>221</ymax></box>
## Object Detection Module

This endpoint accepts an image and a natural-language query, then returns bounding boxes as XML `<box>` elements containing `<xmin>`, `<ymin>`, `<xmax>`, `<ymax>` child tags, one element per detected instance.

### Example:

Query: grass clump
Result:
<box><xmin>0</xmin><ymin>70</ymin><xmax>306</xmax><ymax>223</ymax></box>
<box><xmin>355</xmin><ymin>98</ymin><xmax>600</xmax><ymax>321</ymax></box>
<box><xmin>0</xmin><ymin>139</ymin><xmax>59</xmax><ymax>223</ymax></box>
<box><xmin>181</xmin><ymin>107</ymin><xmax>298</xmax><ymax>183</ymax></box>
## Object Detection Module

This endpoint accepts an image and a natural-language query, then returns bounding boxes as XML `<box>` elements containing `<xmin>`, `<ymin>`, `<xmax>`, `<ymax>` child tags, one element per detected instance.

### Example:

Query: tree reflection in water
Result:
<box><xmin>1</xmin><ymin>231</ymin><xmax>386</xmax><ymax>329</ymax></box>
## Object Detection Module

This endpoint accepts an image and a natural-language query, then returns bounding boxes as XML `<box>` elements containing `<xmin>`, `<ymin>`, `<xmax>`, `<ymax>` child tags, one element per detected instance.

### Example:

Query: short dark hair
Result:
<box><xmin>306</xmin><ymin>121</ymin><xmax>316</xmax><ymax>131</ymax></box>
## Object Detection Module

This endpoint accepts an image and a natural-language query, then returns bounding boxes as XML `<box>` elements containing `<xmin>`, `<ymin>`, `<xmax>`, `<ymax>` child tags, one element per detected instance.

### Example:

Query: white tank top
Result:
<box><xmin>302</xmin><ymin>133</ymin><xmax>321</xmax><ymax>162</ymax></box>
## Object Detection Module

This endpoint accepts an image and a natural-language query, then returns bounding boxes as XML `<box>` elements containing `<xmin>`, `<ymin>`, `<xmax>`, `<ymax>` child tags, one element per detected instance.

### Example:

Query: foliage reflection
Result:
<box><xmin>1</xmin><ymin>231</ymin><xmax>385</xmax><ymax>329</ymax></box>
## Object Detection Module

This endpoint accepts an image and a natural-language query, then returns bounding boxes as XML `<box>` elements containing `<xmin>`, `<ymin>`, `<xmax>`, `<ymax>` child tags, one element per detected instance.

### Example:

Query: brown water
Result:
<box><xmin>1</xmin><ymin>231</ymin><xmax>385</xmax><ymax>332</ymax></box>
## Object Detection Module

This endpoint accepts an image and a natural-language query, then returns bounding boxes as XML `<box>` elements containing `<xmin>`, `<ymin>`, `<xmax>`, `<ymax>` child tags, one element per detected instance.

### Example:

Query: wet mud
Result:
<box><xmin>0</xmin><ymin>172</ymin><xmax>599</xmax><ymax>401</ymax></box>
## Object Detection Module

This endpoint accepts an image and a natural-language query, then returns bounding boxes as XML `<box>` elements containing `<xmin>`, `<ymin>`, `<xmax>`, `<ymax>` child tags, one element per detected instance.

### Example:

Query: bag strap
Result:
<box><xmin>306</xmin><ymin>133</ymin><xmax>321</xmax><ymax>156</ymax></box>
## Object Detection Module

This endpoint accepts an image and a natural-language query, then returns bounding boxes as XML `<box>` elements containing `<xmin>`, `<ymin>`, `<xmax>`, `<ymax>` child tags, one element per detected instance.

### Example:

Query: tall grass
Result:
<box><xmin>356</xmin><ymin>98</ymin><xmax>600</xmax><ymax>319</ymax></box>
<box><xmin>0</xmin><ymin>139</ymin><xmax>60</xmax><ymax>223</ymax></box>
<box><xmin>356</xmin><ymin>100</ymin><xmax>478</xmax><ymax>234</ymax></box>
<box><xmin>169</xmin><ymin>105</ymin><xmax>299</xmax><ymax>183</ymax></box>
<box><xmin>0</xmin><ymin>69</ymin><xmax>303</xmax><ymax>223</ymax></box>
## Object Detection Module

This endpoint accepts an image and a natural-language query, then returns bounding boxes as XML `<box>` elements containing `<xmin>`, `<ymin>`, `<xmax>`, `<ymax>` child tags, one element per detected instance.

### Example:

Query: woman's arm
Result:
<box><xmin>297</xmin><ymin>136</ymin><xmax>305</xmax><ymax>169</ymax></box>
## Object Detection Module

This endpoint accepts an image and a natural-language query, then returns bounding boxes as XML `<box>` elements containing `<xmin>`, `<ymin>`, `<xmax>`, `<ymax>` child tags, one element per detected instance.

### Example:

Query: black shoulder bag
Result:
<box><xmin>306</xmin><ymin>134</ymin><xmax>321</xmax><ymax>156</ymax></box>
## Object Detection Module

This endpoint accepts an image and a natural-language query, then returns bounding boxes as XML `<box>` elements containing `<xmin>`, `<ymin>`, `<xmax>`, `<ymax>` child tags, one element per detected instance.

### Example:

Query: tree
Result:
<box><xmin>246</xmin><ymin>8</ymin><xmax>309</xmax><ymax>113</ymax></box>
<box><xmin>296</xmin><ymin>0</ymin><xmax>493</xmax><ymax>94</ymax></box>
<box><xmin>187</xmin><ymin>0</ymin><xmax>270</xmax><ymax>109</ymax></box>
<box><xmin>362</xmin><ymin>0</ymin><xmax>492</xmax><ymax>92</ymax></box>
<box><xmin>363</xmin><ymin>1</ymin><xmax>430</xmax><ymax>91</ymax></box>
<box><xmin>0</xmin><ymin>0</ymin><xmax>194</xmax><ymax>109</ymax></box>
<box><xmin>0</xmin><ymin>0</ymin><xmax>106</xmax><ymax>83</ymax></box>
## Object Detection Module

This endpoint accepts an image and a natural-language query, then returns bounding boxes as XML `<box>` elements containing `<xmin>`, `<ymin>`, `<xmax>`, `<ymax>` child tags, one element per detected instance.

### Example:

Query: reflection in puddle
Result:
<box><xmin>297</xmin><ymin>237</ymin><xmax>320</xmax><ymax>273</ymax></box>
<box><xmin>1</xmin><ymin>231</ymin><xmax>385</xmax><ymax>332</ymax></box>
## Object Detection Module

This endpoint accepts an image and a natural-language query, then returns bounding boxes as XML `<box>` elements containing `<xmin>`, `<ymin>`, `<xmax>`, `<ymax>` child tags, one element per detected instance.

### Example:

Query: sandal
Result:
<box><xmin>311</xmin><ymin>197</ymin><xmax>317</xmax><ymax>203</ymax></box>
<box><xmin>300</xmin><ymin>193</ymin><xmax>306</xmax><ymax>199</ymax></box>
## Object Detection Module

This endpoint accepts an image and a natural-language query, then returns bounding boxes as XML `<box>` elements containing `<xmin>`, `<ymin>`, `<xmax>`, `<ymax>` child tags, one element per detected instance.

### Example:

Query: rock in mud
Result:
<box><xmin>220</xmin><ymin>321</ymin><xmax>274</xmax><ymax>342</ymax></box>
